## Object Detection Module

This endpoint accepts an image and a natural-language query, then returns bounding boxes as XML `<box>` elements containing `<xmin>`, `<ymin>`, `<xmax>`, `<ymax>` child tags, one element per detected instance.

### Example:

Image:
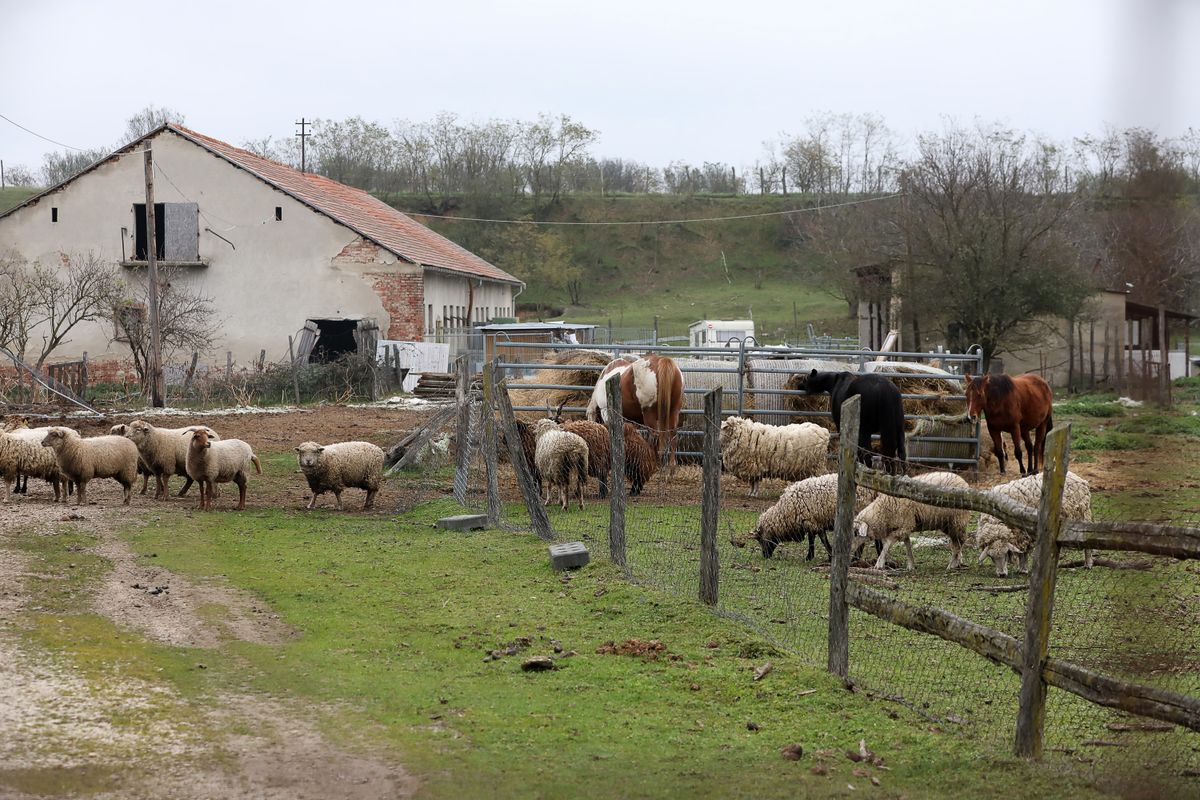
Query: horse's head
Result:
<box><xmin>963</xmin><ymin>373</ymin><xmax>988</xmax><ymax>422</ymax></box>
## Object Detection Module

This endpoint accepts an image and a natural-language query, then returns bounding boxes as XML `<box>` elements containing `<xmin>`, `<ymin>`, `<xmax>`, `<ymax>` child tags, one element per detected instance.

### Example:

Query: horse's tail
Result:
<box><xmin>1046</xmin><ymin>412</ymin><xmax>1053</xmax><ymax>433</ymax></box>
<box><xmin>656</xmin><ymin>356</ymin><xmax>675</xmax><ymax>429</ymax></box>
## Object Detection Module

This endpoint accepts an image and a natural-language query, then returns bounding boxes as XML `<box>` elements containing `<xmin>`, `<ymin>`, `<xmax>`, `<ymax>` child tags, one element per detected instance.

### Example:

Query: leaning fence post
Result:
<box><xmin>453</xmin><ymin>356</ymin><xmax>470</xmax><ymax>505</ymax></box>
<box><xmin>494</xmin><ymin>374</ymin><xmax>554</xmax><ymax>540</ymax></box>
<box><xmin>1014</xmin><ymin>423</ymin><xmax>1072</xmax><ymax>759</ymax></box>
<box><xmin>482</xmin><ymin>361</ymin><xmax>502</xmax><ymax>526</ymax></box>
<box><xmin>287</xmin><ymin>336</ymin><xmax>301</xmax><ymax>404</ymax></box>
<box><xmin>605</xmin><ymin>372</ymin><xmax>627</xmax><ymax>568</ymax></box>
<box><xmin>699</xmin><ymin>387</ymin><xmax>722</xmax><ymax>606</ymax></box>
<box><xmin>828</xmin><ymin>394</ymin><xmax>861</xmax><ymax>681</ymax></box>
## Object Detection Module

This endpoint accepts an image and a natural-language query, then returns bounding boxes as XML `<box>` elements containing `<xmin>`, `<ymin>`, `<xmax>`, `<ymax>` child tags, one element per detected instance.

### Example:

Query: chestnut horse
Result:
<box><xmin>587</xmin><ymin>354</ymin><xmax>685</xmax><ymax>468</ymax></box>
<box><xmin>964</xmin><ymin>372</ymin><xmax>1054</xmax><ymax>476</ymax></box>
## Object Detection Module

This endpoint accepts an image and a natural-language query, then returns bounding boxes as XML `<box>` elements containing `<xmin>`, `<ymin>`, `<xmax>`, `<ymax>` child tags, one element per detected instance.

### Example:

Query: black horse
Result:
<box><xmin>797</xmin><ymin>369</ymin><xmax>907</xmax><ymax>473</ymax></box>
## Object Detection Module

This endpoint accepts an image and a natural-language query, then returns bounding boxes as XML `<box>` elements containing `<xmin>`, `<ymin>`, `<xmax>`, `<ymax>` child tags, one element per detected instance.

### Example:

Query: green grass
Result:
<box><xmin>4</xmin><ymin>500</ymin><xmax>1110</xmax><ymax>799</ymax></box>
<box><xmin>1070</xmin><ymin>429</ymin><xmax>1154</xmax><ymax>451</ymax></box>
<box><xmin>1053</xmin><ymin>397</ymin><xmax>1125</xmax><ymax>418</ymax></box>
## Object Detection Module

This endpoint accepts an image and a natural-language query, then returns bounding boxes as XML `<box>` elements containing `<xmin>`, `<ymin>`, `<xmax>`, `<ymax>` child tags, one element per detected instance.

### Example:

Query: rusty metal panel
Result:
<box><xmin>164</xmin><ymin>202</ymin><xmax>198</xmax><ymax>261</ymax></box>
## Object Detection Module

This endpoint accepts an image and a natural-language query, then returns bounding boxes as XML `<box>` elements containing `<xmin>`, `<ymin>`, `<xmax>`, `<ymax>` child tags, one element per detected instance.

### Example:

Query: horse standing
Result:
<box><xmin>796</xmin><ymin>369</ymin><xmax>907</xmax><ymax>473</ymax></box>
<box><xmin>587</xmin><ymin>354</ymin><xmax>684</xmax><ymax>468</ymax></box>
<box><xmin>964</xmin><ymin>373</ymin><xmax>1053</xmax><ymax>476</ymax></box>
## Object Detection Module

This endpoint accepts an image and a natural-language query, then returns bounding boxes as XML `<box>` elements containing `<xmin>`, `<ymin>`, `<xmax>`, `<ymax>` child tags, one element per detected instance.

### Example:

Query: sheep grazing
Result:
<box><xmin>719</xmin><ymin>416</ymin><xmax>831</xmax><ymax>497</ymax></box>
<box><xmin>623</xmin><ymin>422</ymin><xmax>659</xmax><ymax>496</ymax></box>
<box><xmin>976</xmin><ymin>472</ymin><xmax>1094</xmax><ymax>577</ymax></box>
<box><xmin>532</xmin><ymin>418</ymin><xmax>588</xmax><ymax>511</ymax></box>
<box><xmin>185</xmin><ymin>429</ymin><xmax>261</xmax><ymax>511</ymax></box>
<box><xmin>560</xmin><ymin>420</ymin><xmax>611</xmax><ymax>498</ymax></box>
<box><xmin>744</xmin><ymin>474</ymin><xmax>875</xmax><ymax>560</ymax></box>
<box><xmin>40</xmin><ymin>427</ymin><xmax>139</xmax><ymax>506</ymax></box>
<box><xmin>122</xmin><ymin>420</ymin><xmax>221</xmax><ymax>499</ymax></box>
<box><xmin>852</xmin><ymin>471</ymin><xmax>971</xmax><ymax>571</ymax></box>
<box><xmin>1</xmin><ymin>429</ymin><xmax>67</xmax><ymax>502</ymax></box>
<box><xmin>295</xmin><ymin>441</ymin><xmax>385</xmax><ymax>511</ymax></box>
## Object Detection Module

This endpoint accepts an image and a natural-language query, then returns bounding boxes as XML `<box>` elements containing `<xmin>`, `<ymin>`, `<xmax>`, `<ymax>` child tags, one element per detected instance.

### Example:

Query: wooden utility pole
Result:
<box><xmin>143</xmin><ymin>144</ymin><xmax>165</xmax><ymax>407</ymax></box>
<box><xmin>295</xmin><ymin>118</ymin><xmax>311</xmax><ymax>173</ymax></box>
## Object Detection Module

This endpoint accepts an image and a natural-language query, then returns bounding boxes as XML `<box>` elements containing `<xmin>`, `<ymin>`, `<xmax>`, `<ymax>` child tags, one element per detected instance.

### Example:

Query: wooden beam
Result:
<box><xmin>828</xmin><ymin>394</ymin><xmax>860</xmax><ymax>680</ymax></box>
<box><xmin>605</xmin><ymin>373</ymin><xmax>627</xmax><ymax>568</ymax></box>
<box><xmin>1015</xmin><ymin>424</ymin><xmax>1071</xmax><ymax>759</ymax></box>
<box><xmin>482</xmin><ymin>361</ymin><xmax>501</xmax><ymax>527</ymax></box>
<box><xmin>699</xmin><ymin>387</ymin><xmax>721</xmax><ymax>606</ymax></box>
<box><xmin>855</xmin><ymin>467</ymin><xmax>1038</xmax><ymax>532</ymax></box>
<box><xmin>495</xmin><ymin>374</ymin><xmax>554</xmax><ymax>541</ymax></box>
<box><xmin>1059</xmin><ymin>520</ymin><xmax>1200</xmax><ymax>560</ymax></box>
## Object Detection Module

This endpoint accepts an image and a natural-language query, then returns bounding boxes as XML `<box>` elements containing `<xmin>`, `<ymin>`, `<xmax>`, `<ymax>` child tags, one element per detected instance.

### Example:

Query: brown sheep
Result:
<box><xmin>623</xmin><ymin>423</ymin><xmax>658</xmax><ymax>496</ymax></box>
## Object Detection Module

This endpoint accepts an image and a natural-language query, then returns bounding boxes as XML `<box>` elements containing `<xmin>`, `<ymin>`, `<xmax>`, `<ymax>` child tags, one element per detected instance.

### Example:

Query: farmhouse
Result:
<box><xmin>0</xmin><ymin>123</ymin><xmax>521</xmax><ymax>377</ymax></box>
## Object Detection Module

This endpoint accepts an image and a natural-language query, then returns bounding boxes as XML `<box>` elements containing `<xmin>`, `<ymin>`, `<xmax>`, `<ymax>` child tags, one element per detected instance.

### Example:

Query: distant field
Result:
<box><xmin>0</xmin><ymin>186</ymin><xmax>40</xmax><ymax>213</ymax></box>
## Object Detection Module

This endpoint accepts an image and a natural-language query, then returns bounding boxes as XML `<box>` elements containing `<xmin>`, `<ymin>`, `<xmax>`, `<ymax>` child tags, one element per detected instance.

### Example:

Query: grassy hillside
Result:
<box><xmin>0</xmin><ymin>186</ymin><xmax>40</xmax><ymax>214</ymax></box>
<box><xmin>384</xmin><ymin>193</ymin><xmax>854</xmax><ymax>343</ymax></box>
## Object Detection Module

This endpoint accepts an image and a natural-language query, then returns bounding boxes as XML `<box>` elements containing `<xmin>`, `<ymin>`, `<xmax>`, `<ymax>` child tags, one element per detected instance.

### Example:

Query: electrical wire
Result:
<box><xmin>396</xmin><ymin>193</ymin><xmax>904</xmax><ymax>226</ymax></box>
<box><xmin>0</xmin><ymin>112</ymin><xmax>86</xmax><ymax>151</ymax></box>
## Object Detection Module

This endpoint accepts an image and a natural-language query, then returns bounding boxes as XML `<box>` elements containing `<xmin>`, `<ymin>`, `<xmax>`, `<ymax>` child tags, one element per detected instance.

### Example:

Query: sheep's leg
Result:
<box><xmin>160</xmin><ymin>474</ymin><xmax>171</xmax><ymax>499</ymax></box>
<box><xmin>177</xmin><ymin>476</ymin><xmax>194</xmax><ymax>497</ymax></box>
<box><xmin>121</xmin><ymin>479</ymin><xmax>132</xmax><ymax>506</ymax></box>
<box><xmin>903</xmin><ymin>537</ymin><xmax>915</xmax><ymax>571</ymax></box>
<box><xmin>873</xmin><ymin>539</ymin><xmax>893</xmax><ymax>570</ymax></box>
<box><xmin>1084</xmin><ymin>548</ymin><xmax>1094</xmax><ymax>569</ymax></box>
<box><xmin>235</xmin><ymin>472</ymin><xmax>247</xmax><ymax>510</ymax></box>
<box><xmin>816</xmin><ymin>530</ymin><xmax>832</xmax><ymax>560</ymax></box>
<box><xmin>806</xmin><ymin>532</ymin><xmax>816</xmax><ymax>561</ymax></box>
<box><xmin>1017</xmin><ymin>551</ymin><xmax>1029</xmax><ymax>574</ymax></box>
<box><xmin>1</xmin><ymin>477</ymin><xmax>10</xmax><ymax>504</ymax></box>
<box><xmin>140</xmin><ymin>470</ymin><xmax>150</xmax><ymax>495</ymax></box>
<box><xmin>364</xmin><ymin>488</ymin><xmax>377</xmax><ymax>511</ymax></box>
<box><xmin>197</xmin><ymin>480</ymin><xmax>207</xmax><ymax>510</ymax></box>
<box><xmin>333</xmin><ymin>490</ymin><xmax>343</xmax><ymax>511</ymax></box>
<box><xmin>306</xmin><ymin>492</ymin><xmax>318</xmax><ymax>510</ymax></box>
<box><xmin>75</xmin><ymin>479</ymin><xmax>88</xmax><ymax>506</ymax></box>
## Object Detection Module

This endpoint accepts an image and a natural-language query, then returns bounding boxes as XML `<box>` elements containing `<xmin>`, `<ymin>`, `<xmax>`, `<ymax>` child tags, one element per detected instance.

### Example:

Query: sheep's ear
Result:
<box><xmin>316</xmin><ymin>446</ymin><xmax>325</xmax><ymax>453</ymax></box>
<box><xmin>182</xmin><ymin>430</ymin><xmax>192</xmax><ymax>435</ymax></box>
<box><xmin>294</xmin><ymin>446</ymin><xmax>301</xmax><ymax>452</ymax></box>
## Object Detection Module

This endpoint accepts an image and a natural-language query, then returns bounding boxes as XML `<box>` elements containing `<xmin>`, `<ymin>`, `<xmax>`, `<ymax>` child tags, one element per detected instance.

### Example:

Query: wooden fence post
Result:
<box><xmin>392</xmin><ymin>344</ymin><xmax>403</xmax><ymax>390</ymax></box>
<box><xmin>287</xmin><ymin>337</ymin><xmax>301</xmax><ymax>404</ymax></box>
<box><xmin>482</xmin><ymin>361</ymin><xmax>501</xmax><ymax>526</ymax></box>
<box><xmin>606</xmin><ymin>373</ymin><xmax>627</xmax><ymax>568</ymax></box>
<box><xmin>226</xmin><ymin>351</ymin><xmax>233</xmax><ymax>383</ymax></box>
<box><xmin>828</xmin><ymin>394</ymin><xmax>861</xmax><ymax>681</ymax></box>
<box><xmin>1015</xmin><ymin>423</ymin><xmax>1072</xmax><ymax>759</ymax></box>
<box><xmin>494</xmin><ymin>373</ymin><xmax>554</xmax><ymax>541</ymax></box>
<box><xmin>80</xmin><ymin>352</ymin><xmax>88</xmax><ymax>402</ymax></box>
<box><xmin>453</xmin><ymin>356</ymin><xmax>470</xmax><ymax>506</ymax></box>
<box><xmin>699</xmin><ymin>387</ymin><xmax>722</xmax><ymax>606</ymax></box>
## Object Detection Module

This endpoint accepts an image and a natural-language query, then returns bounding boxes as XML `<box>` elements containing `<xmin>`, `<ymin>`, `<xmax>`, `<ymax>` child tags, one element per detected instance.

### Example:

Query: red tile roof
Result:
<box><xmin>170</xmin><ymin>125</ymin><xmax>520</xmax><ymax>285</ymax></box>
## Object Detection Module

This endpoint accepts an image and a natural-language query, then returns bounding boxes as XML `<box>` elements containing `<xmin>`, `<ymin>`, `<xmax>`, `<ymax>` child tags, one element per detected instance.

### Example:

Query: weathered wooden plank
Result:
<box><xmin>1043</xmin><ymin>658</ymin><xmax>1200</xmax><ymax>732</ymax></box>
<box><xmin>855</xmin><ymin>467</ymin><xmax>1039</xmax><ymax>532</ymax></box>
<box><xmin>453</xmin><ymin>356</ymin><xmax>470</xmax><ymax>505</ymax></box>
<box><xmin>482</xmin><ymin>361</ymin><xmax>501</xmax><ymax>527</ymax></box>
<box><xmin>846</xmin><ymin>583</ymin><xmax>1022</xmax><ymax>668</ymax></box>
<box><xmin>1015</xmin><ymin>425</ymin><xmax>1071</xmax><ymax>759</ymax></box>
<box><xmin>495</xmin><ymin>375</ymin><xmax>554</xmax><ymax>541</ymax></box>
<box><xmin>606</xmin><ymin>372</ymin><xmax>627</xmax><ymax>568</ymax></box>
<box><xmin>699</xmin><ymin>387</ymin><xmax>721</xmax><ymax>606</ymax></box>
<box><xmin>1060</xmin><ymin>520</ymin><xmax>1200</xmax><ymax>560</ymax></box>
<box><xmin>828</xmin><ymin>394</ymin><xmax>860</xmax><ymax>680</ymax></box>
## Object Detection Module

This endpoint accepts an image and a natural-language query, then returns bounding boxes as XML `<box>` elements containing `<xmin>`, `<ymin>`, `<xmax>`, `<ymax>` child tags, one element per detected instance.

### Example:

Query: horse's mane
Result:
<box><xmin>985</xmin><ymin>373</ymin><xmax>1015</xmax><ymax>400</ymax></box>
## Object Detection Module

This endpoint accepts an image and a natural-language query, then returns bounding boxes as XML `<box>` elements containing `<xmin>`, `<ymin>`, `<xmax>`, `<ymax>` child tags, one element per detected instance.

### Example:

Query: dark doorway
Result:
<box><xmin>310</xmin><ymin>319</ymin><xmax>358</xmax><ymax>362</ymax></box>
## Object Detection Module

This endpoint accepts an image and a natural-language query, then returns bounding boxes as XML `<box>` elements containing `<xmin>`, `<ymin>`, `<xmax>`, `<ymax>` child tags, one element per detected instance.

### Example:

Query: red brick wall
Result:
<box><xmin>366</xmin><ymin>271</ymin><xmax>424</xmax><ymax>340</ymax></box>
<box><xmin>333</xmin><ymin>239</ymin><xmax>391</xmax><ymax>265</ymax></box>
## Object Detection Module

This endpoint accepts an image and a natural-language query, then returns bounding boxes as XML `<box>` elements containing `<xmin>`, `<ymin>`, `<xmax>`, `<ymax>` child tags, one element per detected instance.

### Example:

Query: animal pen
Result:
<box><xmin>396</xmin><ymin>353</ymin><xmax>1199</xmax><ymax>792</ymax></box>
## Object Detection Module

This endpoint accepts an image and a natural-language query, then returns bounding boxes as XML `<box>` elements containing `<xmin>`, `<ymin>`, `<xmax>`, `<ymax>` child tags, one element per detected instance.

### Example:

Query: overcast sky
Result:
<box><xmin>2</xmin><ymin>0</ymin><xmax>1198</xmax><ymax>176</ymax></box>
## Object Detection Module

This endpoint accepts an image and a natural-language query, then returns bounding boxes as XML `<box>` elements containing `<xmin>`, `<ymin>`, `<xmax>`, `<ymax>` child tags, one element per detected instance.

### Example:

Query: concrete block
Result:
<box><xmin>549</xmin><ymin>541</ymin><xmax>589</xmax><ymax>571</ymax></box>
<box><xmin>436</xmin><ymin>514</ymin><xmax>487</xmax><ymax>531</ymax></box>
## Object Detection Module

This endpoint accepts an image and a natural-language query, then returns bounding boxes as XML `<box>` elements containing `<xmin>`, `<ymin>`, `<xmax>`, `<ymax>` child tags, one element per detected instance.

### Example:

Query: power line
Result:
<box><xmin>0</xmin><ymin>112</ymin><xmax>86</xmax><ymax>151</ymax></box>
<box><xmin>397</xmin><ymin>193</ymin><xmax>904</xmax><ymax>226</ymax></box>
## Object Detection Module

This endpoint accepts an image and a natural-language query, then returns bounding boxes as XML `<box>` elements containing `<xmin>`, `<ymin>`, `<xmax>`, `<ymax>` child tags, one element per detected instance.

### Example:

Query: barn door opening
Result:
<box><xmin>297</xmin><ymin>318</ymin><xmax>379</xmax><ymax>364</ymax></box>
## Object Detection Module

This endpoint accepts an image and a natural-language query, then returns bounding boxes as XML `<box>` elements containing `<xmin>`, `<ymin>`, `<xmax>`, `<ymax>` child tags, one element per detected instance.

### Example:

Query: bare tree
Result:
<box><xmin>40</xmin><ymin>148</ymin><xmax>110</xmax><ymax>186</ymax></box>
<box><xmin>122</xmin><ymin>104</ymin><xmax>186</xmax><ymax>141</ymax></box>
<box><xmin>26</xmin><ymin>254</ymin><xmax>123</xmax><ymax>369</ymax></box>
<box><xmin>113</xmin><ymin>267</ymin><xmax>220</xmax><ymax>391</ymax></box>
<box><xmin>2</xmin><ymin>163</ymin><xmax>37</xmax><ymax>187</ymax></box>
<box><xmin>0</xmin><ymin>255</ymin><xmax>41</xmax><ymax>361</ymax></box>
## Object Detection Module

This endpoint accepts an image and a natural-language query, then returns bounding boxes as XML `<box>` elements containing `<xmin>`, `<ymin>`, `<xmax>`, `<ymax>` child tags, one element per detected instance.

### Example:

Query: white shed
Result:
<box><xmin>688</xmin><ymin>319</ymin><xmax>755</xmax><ymax>347</ymax></box>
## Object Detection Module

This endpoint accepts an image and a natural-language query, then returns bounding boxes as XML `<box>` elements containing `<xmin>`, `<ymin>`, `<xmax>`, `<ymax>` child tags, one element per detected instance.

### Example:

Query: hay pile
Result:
<box><xmin>507</xmin><ymin>349</ymin><xmax>613</xmax><ymax>420</ymax></box>
<box><xmin>671</xmin><ymin>360</ymin><xmax>748</xmax><ymax>460</ymax></box>
<box><xmin>906</xmin><ymin>414</ymin><xmax>980</xmax><ymax>464</ymax></box>
<box><xmin>753</xmin><ymin>358</ymin><xmax>854</xmax><ymax>430</ymax></box>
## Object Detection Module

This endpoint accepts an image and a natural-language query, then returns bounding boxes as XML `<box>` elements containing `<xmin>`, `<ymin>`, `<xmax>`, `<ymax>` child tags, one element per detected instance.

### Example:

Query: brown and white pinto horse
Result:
<box><xmin>587</xmin><ymin>354</ymin><xmax>685</xmax><ymax>468</ymax></box>
<box><xmin>964</xmin><ymin>372</ymin><xmax>1054</xmax><ymax>476</ymax></box>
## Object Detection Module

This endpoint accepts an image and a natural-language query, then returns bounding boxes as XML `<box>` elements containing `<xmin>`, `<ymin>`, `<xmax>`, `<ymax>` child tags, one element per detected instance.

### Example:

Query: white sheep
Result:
<box><xmin>975</xmin><ymin>472</ymin><xmax>1094</xmax><ymax>576</ymax></box>
<box><xmin>40</xmin><ymin>427</ymin><xmax>140</xmax><ymax>506</ymax></box>
<box><xmin>185</xmin><ymin>429</ymin><xmax>262</xmax><ymax>511</ymax></box>
<box><xmin>5</xmin><ymin>425</ymin><xmax>60</xmax><ymax>497</ymax></box>
<box><xmin>122</xmin><ymin>420</ymin><xmax>220</xmax><ymax>499</ymax></box>
<box><xmin>0</xmin><ymin>430</ymin><xmax>67</xmax><ymax>502</ymax></box>
<box><xmin>295</xmin><ymin>441</ymin><xmax>385</xmax><ymax>511</ymax></box>
<box><xmin>746</xmin><ymin>473</ymin><xmax>875</xmax><ymax>560</ymax></box>
<box><xmin>533</xmin><ymin>418</ymin><xmax>588</xmax><ymax>511</ymax></box>
<box><xmin>853</xmin><ymin>471</ymin><xmax>971</xmax><ymax>571</ymax></box>
<box><xmin>719</xmin><ymin>416</ymin><xmax>831</xmax><ymax>497</ymax></box>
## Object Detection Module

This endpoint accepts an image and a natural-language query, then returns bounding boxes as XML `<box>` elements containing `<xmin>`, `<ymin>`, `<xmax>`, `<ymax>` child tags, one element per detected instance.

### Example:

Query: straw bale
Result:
<box><xmin>508</xmin><ymin>349</ymin><xmax>613</xmax><ymax>419</ymax></box>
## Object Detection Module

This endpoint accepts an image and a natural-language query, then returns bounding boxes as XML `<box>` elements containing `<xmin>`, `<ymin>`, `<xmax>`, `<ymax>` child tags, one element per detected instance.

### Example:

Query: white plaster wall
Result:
<box><xmin>0</xmin><ymin>129</ymin><xmax>419</xmax><ymax>366</ymax></box>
